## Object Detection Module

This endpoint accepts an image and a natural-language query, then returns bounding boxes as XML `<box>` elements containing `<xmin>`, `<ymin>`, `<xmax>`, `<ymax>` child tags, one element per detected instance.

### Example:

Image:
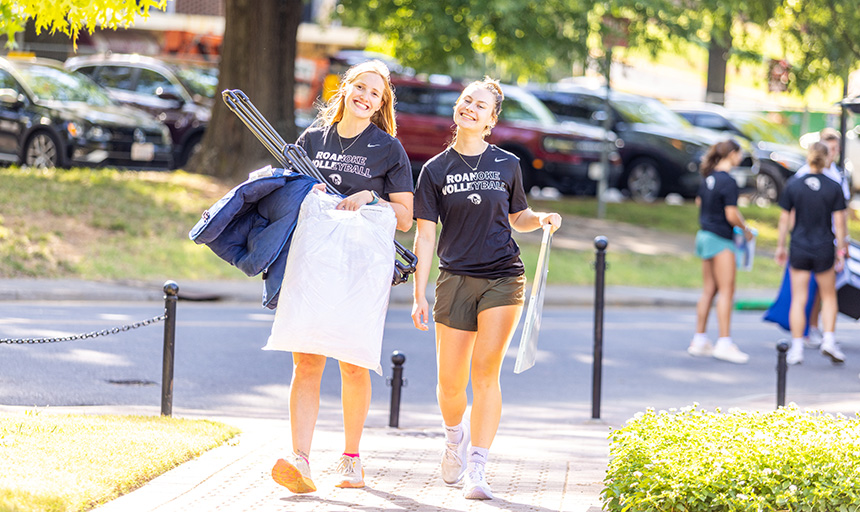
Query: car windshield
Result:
<box><xmin>17</xmin><ymin>64</ymin><xmax>114</xmax><ymax>106</ymax></box>
<box><xmin>613</xmin><ymin>97</ymin><xmax>688</xmax><ymax>128</ymax></box>
<box><xmin>174</xmin><ymin>65</ymin><xmax>218</xmax><ymax>99</ymax></box>
<box><xmin>502</xmin><ymin>88</ymin><xmax>558</xmax><ymax>125</ymax></box>
<box><xmin>729</xmin><ymin>113</ymin><xmax>797</xmax><ymax>146</ymax></box>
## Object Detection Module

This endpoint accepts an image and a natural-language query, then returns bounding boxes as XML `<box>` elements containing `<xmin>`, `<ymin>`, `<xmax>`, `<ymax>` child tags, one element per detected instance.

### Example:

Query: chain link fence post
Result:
<box><xmin>161</xmin><ymin>281</ymin><xmax>179</xmax><ymax>416</ymax></box>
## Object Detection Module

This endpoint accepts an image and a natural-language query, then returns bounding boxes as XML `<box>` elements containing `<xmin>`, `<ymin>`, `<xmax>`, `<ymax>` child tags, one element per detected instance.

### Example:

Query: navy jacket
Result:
<box><xmin>189</xmin><ymin>167</ymin><xmax>317</xmax><ymax>309</ymax></box>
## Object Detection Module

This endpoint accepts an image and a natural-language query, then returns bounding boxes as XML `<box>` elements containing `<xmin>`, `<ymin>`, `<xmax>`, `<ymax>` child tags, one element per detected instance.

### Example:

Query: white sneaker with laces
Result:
<box><xmin>786</xmin><ymin>343</ymin><xmax>804</xmax><ymax>365</ymax></box>
<box><xmin>334</xmin><ymin>454</ymin><xmax>365</xmax><ymax>488</ymax></box>
<box><xmin>712</xmin><ymin>340</ymin><xmax>749</xmax><ymax>364</ymax></box>
<box><xmin>463</xmin><ymin>462</ymin><xmax>493</xmax><ymax>500</ymax></box>
<box><xmin>687</xmin><ymin>339</ymin><xmax>713</xmax><ymax>357</ymax></box>
<box><xmin>440</xmin><ymin>419</ymin><xmax>470</xmax><ymax>484</ymax></box>
<box><xmin>821</xmin><ymin>342</ymin><xmax>846</xmax><ymax>364</ymax></box>
<box><xmin>804</xmin><ymin>328</ymin><xmax>823</xmax><ymax>349</ymax></box>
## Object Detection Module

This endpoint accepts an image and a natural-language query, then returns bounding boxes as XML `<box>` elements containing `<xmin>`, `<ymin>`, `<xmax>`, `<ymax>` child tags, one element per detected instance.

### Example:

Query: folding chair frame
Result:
<box><xmin>222</xmin><ymin>89</ymin><xmax>417</xmax><ymax>285</ymax></box>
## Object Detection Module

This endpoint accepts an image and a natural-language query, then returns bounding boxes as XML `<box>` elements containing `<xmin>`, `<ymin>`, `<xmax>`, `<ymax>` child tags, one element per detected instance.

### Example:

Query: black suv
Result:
<box><xmin>393</xmin><ymin>77</ymin><xmax>623</xmax><ymax>196</ymax></box>
<box><xmin>66</xmin><ymin>54</ymin><xmax>215</xmax><ymax>167</ymax></box>
<box><xmin>670</xmin><ymin>102</ymin><xmax>806</xmax><ymax>203</ymax></box>
<box><xmin>0</xmin><ymin>56</ymin><xmax>172</xmax><ymax>168</ymax></box>
<box><xmin>530</xmin><ymin>84</ymin><xmax>754</xmax><ymax>201</ymax></box>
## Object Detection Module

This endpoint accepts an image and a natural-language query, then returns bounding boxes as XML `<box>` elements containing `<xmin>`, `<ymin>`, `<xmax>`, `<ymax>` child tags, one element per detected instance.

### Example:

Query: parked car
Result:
<box><xmin>65</xmin><ymin>54</ymin><xmax>214</xmax><ymax>167</ymax></box>
<box><xmin>392</xmin><ymin>76</ymin><xmax>623</xmax><ymax>196</ymax></box>
<box><xmin>670</xmin><ymin>102</ymin><xmax>806</xmax><ymax>203</ymax></box>
<box><xmin>0</xmin><ymin>56</ymin><xmax>172</xmax><ymax>168</ymax></box>
<box><xmin>529</xmin><ymin>84</ymin><xmax>754</xmax><ymax>201</ymax></box>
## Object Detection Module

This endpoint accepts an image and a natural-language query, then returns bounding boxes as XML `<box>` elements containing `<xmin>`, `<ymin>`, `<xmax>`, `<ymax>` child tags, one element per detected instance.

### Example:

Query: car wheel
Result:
<box><xmin>24</xmin><ymin>131</ymin><xmax>61</xmax><ymax>168</ymax></box>
<box><xmin>754</xmin><ymin>166</ymin><xmax>784</xmax><ymax>206</ymax></box>
<box><xmin>180</xmin><ymin>135</ymin><xmax>203</xmax><ymax>167</ymax></box>
<box><xmin>626</xmin><ymin>157</ymin><xmax>662</xmax><ymax>202</ymax></box>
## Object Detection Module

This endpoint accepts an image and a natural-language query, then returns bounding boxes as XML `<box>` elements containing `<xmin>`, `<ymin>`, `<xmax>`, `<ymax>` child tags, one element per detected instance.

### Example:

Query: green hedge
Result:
<box><xmin>603</xmin><ymin>404</ymin><xmax>860</xmax><ymax>511</ymax></box>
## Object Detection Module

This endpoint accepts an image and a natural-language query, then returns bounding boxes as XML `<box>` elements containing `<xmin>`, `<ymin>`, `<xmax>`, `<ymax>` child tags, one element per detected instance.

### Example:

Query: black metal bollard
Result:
<box><xmin>592</xmin><ymin>236</ymin><xmax>608</xmax><ymax>420</ymax></box>
<box><xmin>161</xmin><ymin>281</ymin><xmax>179</xmax><ymax>416</ymax></box>
<box><xmin>388</xmin><ymin>351</ymin><xmax>406</xmax><ymax>428</ymax></box>
<box><xmin>776</xmin><ymin>340</ymin><xmax>789</xmax><ymax>409</ymax></box>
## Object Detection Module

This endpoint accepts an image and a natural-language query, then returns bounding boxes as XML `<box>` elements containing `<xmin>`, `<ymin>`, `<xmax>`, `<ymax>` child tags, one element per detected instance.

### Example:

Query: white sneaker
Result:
<box><xmin>821</xmin><ymin>342</ymin><xmax>846</xmax><ymax>364</ymax></box>
<box><xmin>334</xmin><ymin>454</ymin><xmax>365</xmax><ymax>488</ymax></box>
<box><xmin>712</xmin><ymin>341</ymin><xmax>749</xmax><ymax>364</ymax></box>
<box><xmin>272</xmin><ymin>454</ymin><xmax>316</xmax><ymax>493</ymax></box>
<box><xmin>786</xmin><ymin>343</ymin><xmax>804</xmax><ymax>365</ymax></box>
<box><xmin>463</xmin><ymin>462</ymin><xmax>493</xmax><ymax>500</ymax></box>
<box><xmin>440</xmin><ymin>419</ymin><xmax>470</xmax><ymax>484</ymax></box>
<box><xmin>804</xmin><ymin>328</ymin><xmax>823</xmax><ymax>349</ymax></box>
<box><xmin>687</xmin><ymin>339</ymin><xmax>713</xmax><ymax>357</ymax></box>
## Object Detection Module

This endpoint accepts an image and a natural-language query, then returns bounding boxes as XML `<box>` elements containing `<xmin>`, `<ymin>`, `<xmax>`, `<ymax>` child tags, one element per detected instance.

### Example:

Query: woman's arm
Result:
<box><xmin>725</xmin><ymin>206</ymin><xmax>753</xmax><ymax>241</ymax></box>
<box><xmin>775</xmin><ymin>209</ymin><xmax>791</xmax><ymax>267</ymax></box>
<box><xmin>411</xmin><ymin>219</ymin><xmax>437</xmax><ymax>331</ymax></box>
<box><xmin>509</xmin><ymin>208</ymin><xmax>562</xmax><ymax>233</ymax></box>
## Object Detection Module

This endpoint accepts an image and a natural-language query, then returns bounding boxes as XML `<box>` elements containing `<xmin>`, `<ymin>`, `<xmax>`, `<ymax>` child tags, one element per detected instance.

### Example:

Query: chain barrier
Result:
<box><xmin>0</xmin><ymin>309</ymin><xmax>167</xmax><ymax>344</ymax></box>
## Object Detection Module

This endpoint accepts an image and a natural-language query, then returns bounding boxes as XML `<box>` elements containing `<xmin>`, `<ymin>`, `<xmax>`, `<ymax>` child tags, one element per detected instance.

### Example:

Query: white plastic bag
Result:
<box><xmin>263</xmin><ymin>189</ymin><xmax>396</xmax><ymax>375</ymax></box>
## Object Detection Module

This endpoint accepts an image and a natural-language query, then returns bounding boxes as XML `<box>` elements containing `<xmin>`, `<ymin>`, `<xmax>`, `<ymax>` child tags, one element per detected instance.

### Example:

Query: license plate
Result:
<box><xmin>131</xmin><ymin>142</ymin><xmax>154</xmax><ymax>161</ymax></box>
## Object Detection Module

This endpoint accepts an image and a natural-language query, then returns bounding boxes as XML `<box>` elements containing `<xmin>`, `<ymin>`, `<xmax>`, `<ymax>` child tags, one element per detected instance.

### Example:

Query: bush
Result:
<box><xmin>602</xmin><ymin>404</ymin><xmax>860</xmax><ymax>511</ymax></box>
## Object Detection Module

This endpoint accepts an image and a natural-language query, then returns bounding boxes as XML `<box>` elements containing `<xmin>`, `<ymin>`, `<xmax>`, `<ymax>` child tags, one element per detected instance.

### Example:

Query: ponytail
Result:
<box><xmin>700</xmin><ymin>139</ymin><xmax>741</xmax><ymax>176</ymax></box>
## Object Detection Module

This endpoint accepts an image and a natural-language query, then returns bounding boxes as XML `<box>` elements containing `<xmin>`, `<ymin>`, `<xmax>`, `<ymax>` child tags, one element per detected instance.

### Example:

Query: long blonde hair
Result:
<box><xmin>317</xmin><ymin>60</ymin><xmax>397</xmax><ymax>136</ymax></box>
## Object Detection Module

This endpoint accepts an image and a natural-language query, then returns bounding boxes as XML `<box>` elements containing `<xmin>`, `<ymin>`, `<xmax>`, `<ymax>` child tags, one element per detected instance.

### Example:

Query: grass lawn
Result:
<box><xmin>0</xmin><ymin>410</ymin><xmax>239</xmax><ymax>512</ymax></box>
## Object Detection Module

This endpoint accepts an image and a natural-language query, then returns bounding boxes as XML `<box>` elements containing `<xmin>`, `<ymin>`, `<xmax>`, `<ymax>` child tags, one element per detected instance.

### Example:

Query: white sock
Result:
<box><xmin>692</xmin><ymin>333</ymin><xmax>709</xmax><ymax>345</ymax></box>
<box><xmin>790</xmin><ymin>338</ymin><xmax>804</xmax><ymax>350</ymax></box>
<box><xmin>468</xmin><ymin>446</ymin><xmax>489</xmax><ymax>466</ymax></box>
<box><xmin>823</xmin><ymin>332</ymin><xmax>836</xmax><ymax>346</ymax></box>
<box><xmin>444</xmin><ymin>422</ymin><xmax>463</xmax><ymax>444</ymax></box>
<box><xmin>716</xmin><ymin>337</ymin><xmax>732</xmax><ymax>347</ymax></box>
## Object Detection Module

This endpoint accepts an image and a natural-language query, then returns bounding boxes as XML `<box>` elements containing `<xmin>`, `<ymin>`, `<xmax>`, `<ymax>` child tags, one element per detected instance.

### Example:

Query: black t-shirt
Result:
<box><xmin>296</xmin><ymin>123</ymin><xmax>413</xmax><ymax>198</ymax></box>
<box><xmin>414</xmin><ymin>145</ymin><xmax>530</xmax><ymax>278</ymax></box>
<box><xmin>697</xmin><ymin>171</ymin><xmax>739</xmax><ymax>240</ymax></box>
<box><xmin>779</xmin><ymin>173</ymin><xmax>846</xmax><ymax>250</ymax></box>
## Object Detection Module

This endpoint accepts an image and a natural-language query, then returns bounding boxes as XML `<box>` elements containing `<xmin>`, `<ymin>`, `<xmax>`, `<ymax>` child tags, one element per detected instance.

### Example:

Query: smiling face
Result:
<box><xmin>453</xmin><ymin>84</ymin><xmax>498</xmax><ymax>136</ymax></box>
<box><xmin>342</xmin><ymin>71</ymin><xmax>384</xmax><ymax>122</ymax></box>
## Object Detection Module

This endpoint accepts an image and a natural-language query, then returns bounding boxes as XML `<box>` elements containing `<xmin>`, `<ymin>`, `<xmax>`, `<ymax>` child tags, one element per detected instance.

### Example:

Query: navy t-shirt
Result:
<box><xmin>697</xmin><ymin>171</ymin><xmax>739</xmax><ymax>240</ymax></box>
<box><xmin>413</xmin><ymin>145</ymin><xmax>529</xmax><ymax>279</ymax></box>
<box><xmin>779</xmin><ymin>173</ymin><xmax>846</xmax><ymax>251</ymax></box>
<box><xmin>296</xmin><ymin>123</ymin><xmax>413</xmax><ymax>198</ymax></box>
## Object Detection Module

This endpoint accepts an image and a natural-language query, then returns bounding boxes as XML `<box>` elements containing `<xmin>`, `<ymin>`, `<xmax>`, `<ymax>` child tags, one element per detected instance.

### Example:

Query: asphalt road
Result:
<box><xmin>3</xmin><ymin>302</ymin><xmax>860</xmax><ymax>425</ymax></box>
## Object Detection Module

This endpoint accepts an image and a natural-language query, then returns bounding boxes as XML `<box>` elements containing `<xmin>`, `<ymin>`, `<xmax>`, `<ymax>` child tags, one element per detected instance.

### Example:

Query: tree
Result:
<box><xmin>187</xmin><ymin>0</ymin><xmax>302</xmax><ymax>181</ymax></box>
<box><xmin>0</xmin><ymin>0</ymin><xmax>164</xmax><ymax>49</ymax></box>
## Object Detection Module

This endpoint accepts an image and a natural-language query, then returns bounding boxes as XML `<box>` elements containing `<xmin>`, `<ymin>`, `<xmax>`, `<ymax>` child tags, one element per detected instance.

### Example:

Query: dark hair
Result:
<box><xmin>807</xmin><ymin>141</ymin><xmax>829</xmax><ymax>170</ymax></box>
<box><xmin>700</xmin><ymin>139</ymin><xmax>741</xmax><ymax>176</ymax></box>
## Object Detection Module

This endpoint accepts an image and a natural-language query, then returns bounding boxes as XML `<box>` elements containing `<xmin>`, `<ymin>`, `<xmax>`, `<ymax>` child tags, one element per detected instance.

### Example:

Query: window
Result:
<box><xmin>136</xmin><ymin>68</ymin><xmax>182</xmax><ymax>97</ymax></box>
<box><xmin>0</xmin><ymin>70</ymin><xmax>20</xmax><ymax>92</ymax></box>
<box><xmin>393</xmin><ymin>86</ymin><xmax>436</xmax><ymax>115</ymax></box>
<box><xmin>434</xmin><ymin>90</ymin><xmax>461</xmax><ymax>117</ymax></box>
<box><xmin>696</xmin><ymin>113</ymin><xmax>730</xmax><ymax>131</ymax></box>
<box><xmin>95</xmin><ymin>66</ymin><xmax>136</xmax><ymax>90</ymax></box>
<box><xmin>541</xmin><ymin>94</ymin><xmax>605</xmax><ymax>125</ymax></box>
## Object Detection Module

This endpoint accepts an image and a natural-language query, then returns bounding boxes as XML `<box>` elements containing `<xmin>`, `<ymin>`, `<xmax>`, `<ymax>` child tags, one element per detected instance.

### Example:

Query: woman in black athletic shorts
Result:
<box><xmin>776</xmin><ymin>141</ymin><xmax>847</xmax><ymax>365</ymax></box>
<box><xmin>411</xmin><ymin>77</ymin><xmax>561</xmax><ymax>500</ymax></box>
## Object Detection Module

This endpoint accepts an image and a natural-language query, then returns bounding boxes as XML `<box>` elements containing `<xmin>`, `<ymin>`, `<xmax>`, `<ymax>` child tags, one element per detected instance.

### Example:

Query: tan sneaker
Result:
<box><xmin>334</xmin><ymin>454</ymin><xmax>365</xmax><ymax>488</ymax></box>
<box><xmin>272</xmin><ymin>454</ymin><xmax>316</xmax><ymax>493</ymax></box>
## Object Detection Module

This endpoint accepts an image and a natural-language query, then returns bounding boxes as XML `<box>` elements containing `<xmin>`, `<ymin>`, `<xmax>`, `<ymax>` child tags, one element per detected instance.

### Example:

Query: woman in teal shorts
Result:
<box><xmin>689</xmin><ymin>139</ymin><xmax>754</xmax><ymax>364</ymax></box>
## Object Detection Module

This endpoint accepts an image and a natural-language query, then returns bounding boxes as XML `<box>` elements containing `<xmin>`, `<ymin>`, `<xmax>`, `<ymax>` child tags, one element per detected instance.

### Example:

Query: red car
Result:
<box><xmin>392</xmin><ymin>76</ymin><xmax>622</xmax><ymax>195</ymax></box>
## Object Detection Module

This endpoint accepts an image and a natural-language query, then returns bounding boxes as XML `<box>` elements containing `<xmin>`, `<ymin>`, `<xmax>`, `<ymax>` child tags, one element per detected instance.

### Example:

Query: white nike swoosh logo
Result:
<box><xmin>495</xmin><ymin>157</ymin><xmax>507</xmax><ymax>162</ymax></box>
<box><xmin>367</xmin><ymin>143</ymin><xmax>380</xmax><ymax>148</ymax></box>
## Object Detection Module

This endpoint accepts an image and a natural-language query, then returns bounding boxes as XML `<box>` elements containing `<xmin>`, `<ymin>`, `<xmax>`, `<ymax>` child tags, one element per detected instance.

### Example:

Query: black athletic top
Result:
<box><xmin>414</xmin><ymin>145</ymin><xmax>529</xmax><ymax>279</ymax></box>
<box><xmin>297</xmin><ymin>123</ymin><xmax>413</xmax><ymax>198</ymax></box>
<box><xmin>697</xmin><ymin>170</ymin><xmax>738</xmax><ymax>240</ymax></box>
<box><xmin>779</xmin><ymin>173</ymin><xmax>846</xmax><ymax>251</ymax></box>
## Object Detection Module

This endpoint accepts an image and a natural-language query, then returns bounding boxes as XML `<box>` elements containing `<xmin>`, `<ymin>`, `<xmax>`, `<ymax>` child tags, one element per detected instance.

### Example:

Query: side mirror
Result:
<box><xmin>0</xmin><ymin>88</ymin><xmax>22</xmax><ymax>107</ymax></box>
<box><xmin>157</xmin><ymin>90</ymin><xmax>184</xmax><ymax>105</ymax></box>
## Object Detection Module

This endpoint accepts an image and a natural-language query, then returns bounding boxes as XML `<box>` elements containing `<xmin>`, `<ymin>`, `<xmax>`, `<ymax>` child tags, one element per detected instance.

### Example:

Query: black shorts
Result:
<box><xmin>789</xmin><ymin>243</ymin><xmax>835</xmax><ymax>273</ymax></box>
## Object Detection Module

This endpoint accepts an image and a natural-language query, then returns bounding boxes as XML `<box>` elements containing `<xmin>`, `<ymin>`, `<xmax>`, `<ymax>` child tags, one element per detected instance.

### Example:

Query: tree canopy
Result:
<box><xmin>0</xmin><ymin>0</ymin><xmax>165</xmax><ymax>49</ymax></box>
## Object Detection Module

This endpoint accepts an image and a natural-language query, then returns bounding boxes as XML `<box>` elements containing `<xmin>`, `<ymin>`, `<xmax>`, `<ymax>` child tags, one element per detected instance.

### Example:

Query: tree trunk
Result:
<box><xmin>187</xmin><ymin>0</ymin><xmax>302</xmax><ymax>182</ymax></box>
<box><xmin>705</xmin><ymin>28</ymin><xmax>731</xmax><ymax>106</ymax></box>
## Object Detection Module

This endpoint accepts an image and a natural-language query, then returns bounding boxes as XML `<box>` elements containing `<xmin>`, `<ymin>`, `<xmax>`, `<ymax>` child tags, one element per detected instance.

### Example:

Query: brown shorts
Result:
<box><xmin>433</xmin><ymin>270</ymin><xmax>526</xmax><ymax>332</ymax></box>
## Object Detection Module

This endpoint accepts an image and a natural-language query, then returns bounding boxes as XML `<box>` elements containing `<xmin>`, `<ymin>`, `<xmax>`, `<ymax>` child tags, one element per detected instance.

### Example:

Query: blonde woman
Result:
<box><xmin>271</xmin><ymin>59</ymin><xmax>414</xmax><ymax>493</ymax></box>
<box><xmin>688</xmin><ymin>139</ymin><xmax>753</xmax><ymax>364</ymax></box>
<box><xmin>411</xmin><ymin>77</ymin><xmax>561</xmax><ymax>500</ymax></box>
<box><xmin>776</xmin><ymin>142</ymin><xmax>847</xmax><ymax>365</ymax></box>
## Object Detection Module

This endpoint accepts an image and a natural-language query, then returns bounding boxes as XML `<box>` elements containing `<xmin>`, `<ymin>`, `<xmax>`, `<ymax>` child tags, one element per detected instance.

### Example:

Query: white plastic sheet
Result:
<box><xmin>264</xmin><ymin>189</ymin><xmax>396</xmax><ymax>375</ymax></box>
<box><xmin>514</xmin><ymin>225</ymin><xmax>553</xmax><ymax>374</ymax></box>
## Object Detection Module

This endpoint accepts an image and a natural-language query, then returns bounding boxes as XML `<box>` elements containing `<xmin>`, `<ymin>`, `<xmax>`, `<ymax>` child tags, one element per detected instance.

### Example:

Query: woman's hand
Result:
<box><xmin>774</xmin><ymin>246</ymin><xmax>788</xmax><ymax>267</ymax></box>
<box><xmin>411</xmin><ymin>296</ymin><xmax>430</xmax><ymax>331</ymax></box>
<box><xmin>312</xmin><ymin>183</ymin><xmax>326</xmax><ymax>193</ymax></box>
<box><xmin>835</xmin><ymin>247</ymin><xmax>847</xmax><ymax>273</ymax></box>
<box><xmin>336</xmin><ymin>190</ymin><xmax>374</xmax><ymax>211</ymax></box>
<box><xmin>541</xmin><ymin>212</ymin><xmax>562</xmax><ymax>233</ymax></box>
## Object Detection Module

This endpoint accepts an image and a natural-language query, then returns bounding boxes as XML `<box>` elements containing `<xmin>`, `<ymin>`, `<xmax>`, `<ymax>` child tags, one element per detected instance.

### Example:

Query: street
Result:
<box><xmin>2</xmin><ymin>301</ymin><xmax>860</xmax><ymax>426</ymax></box>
